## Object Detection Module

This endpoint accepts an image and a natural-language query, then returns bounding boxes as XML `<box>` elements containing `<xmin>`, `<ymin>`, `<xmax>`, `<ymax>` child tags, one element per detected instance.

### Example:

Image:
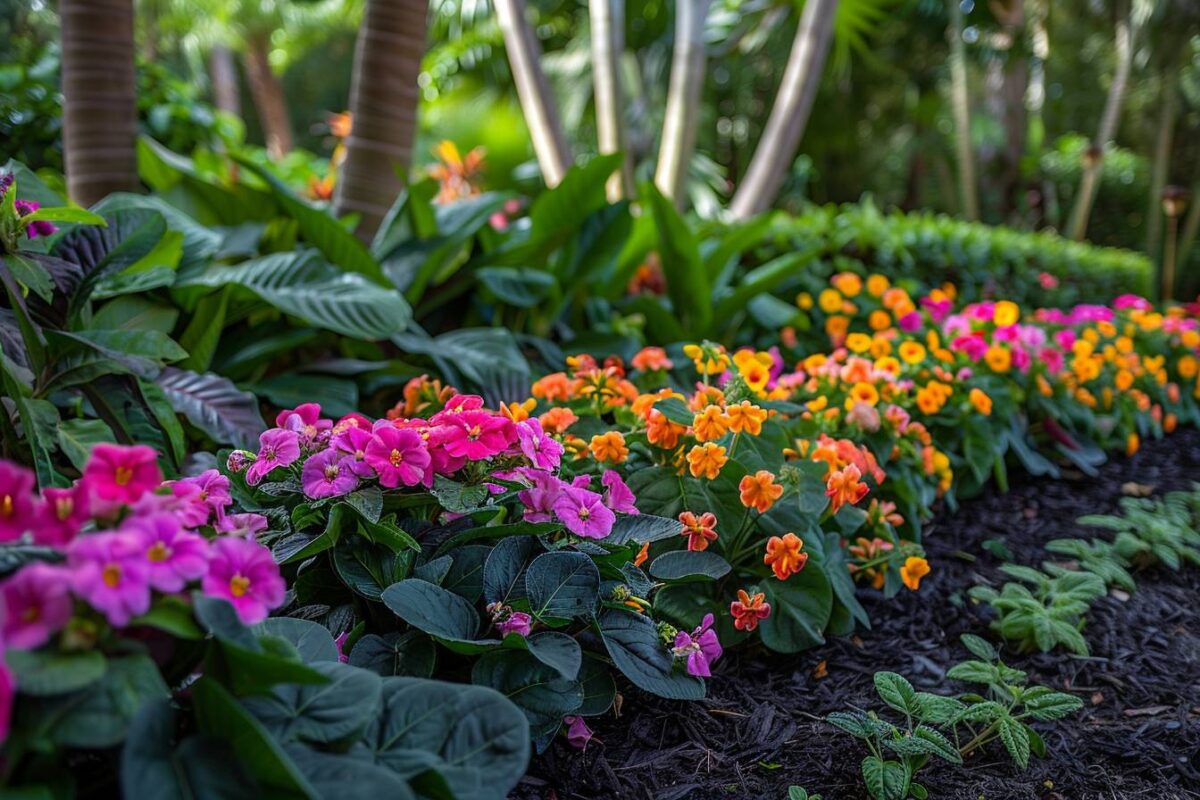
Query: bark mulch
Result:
<box><xmin>514</xmin><ymin>428</ymin><xmax>1200</xmax><ymax>800</ymax></box>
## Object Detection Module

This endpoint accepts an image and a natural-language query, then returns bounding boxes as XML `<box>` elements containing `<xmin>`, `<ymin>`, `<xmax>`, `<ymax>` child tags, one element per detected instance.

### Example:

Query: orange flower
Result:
<box><xmin>730</xmin><ymin>590</ymin><xmax>771</xmax><ymax>631</ymax></box>
<box><xmin>502</xmin><ymin>398</ymin><xmax>536</xmax><ymax>422</ymax></box>
<box><xmin>969</xmin><ymin>388</ymin><xmax>992</xmax><ymax>416</ymax></box>
<box><xmin>531</xmin><ymin>372</ymin><xmax>573</xmax><ymax>402</ymax></box>
<box><xmin>764</xmin><ymin>533</ymin><xmax>808</xmax><ymax>581</ymax></box>
<box><xmin>590</xmin><ymin>431</ymin><xmax>629</xmax><ymax>464</ymax></box>
<box><xmin>692</xmin><ymin>406</ymin><xmax>731</xmax><ymax>442</ymax></box>
<box><xmin>539</xmin><ymin>407</ymin><xmax>579</xmax><ymax>434</ymax></box>
<box><xmin>984</xmin><ymin>346</ymin><xmax>1012</xmax><ymax>373</ymax></box>
<box><xmin>679</xmin><ymin>511</ymin><xmax>718</xmax><ymax>551</ymax></box>
<box><xmin>739</xmin><ymin>470</ymin><xmax>784</xmax><ymax>513</ymax></box>
<box><xmin>686</xmin><ymin>443</ymin><xmax>728</xmax><ymax>479</ymax></box>
<box><xmin>826</xmin><ymin>463</ymin><xmax>869</xmax><ymax>514</ymax></box>
<box><xmin>725</xmin><ymin>400</ymin><xmax>768</xmax><ymax>435</ymax></box>
<box><xmin>634</xmin><ymin>541</ymin><xmax>650</xmax><ymax>567</ymax></box>
<box><xmin>900</xmin><ymin>556</ymin><xmax>930</xmax><ymax>591</ymax></box>
<box><xmin>1126</xmin><ymin>433</ymin><xmax>1139</xmax><ymax>456</ymax></box>
<box><xmin>632</xmin><ymin>347</ymin><xmax>673</xmax><ymax>372</ymax></box>
<box><xmin>646</xmin><ymin>409</ymin><xmax>687</xmax><ymax>450</ymax></box>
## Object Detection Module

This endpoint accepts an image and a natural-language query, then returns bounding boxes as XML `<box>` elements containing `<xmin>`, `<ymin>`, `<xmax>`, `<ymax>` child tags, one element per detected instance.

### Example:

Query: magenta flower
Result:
<box><xmin>123</xmin><ymin>513</ymin><xmax>209</xmax><ymax>593</ymax></box>
<box><xmin>0</xmin><ymin>461</ymin><xmax>41</xmax><ymax>542</ymax></box>
<box><xmin>518</xmin><ymin>471</ymin><xmax>565</xmax><ymax>523</ymax></box>
<box><xmin>365</xmin><ymin>426</ymin><xmax>430</xmax><ymax>488</ymax></box>
<box><xmin>898</xmin><ymin>312</ymin><xmax>924</xmax><ymax>332</ymax></box>
<box><xmin>13</xmin><ymin>198</ymin><xmax>56</xmax><ymax>238</ymax></box>
<box><xmin>0</xmin><ymin>654</ymin><xmax>12</xmax><ymax>745</ymax></box>
<box><xmin>601</xmin><ymin>470</ymin><xmax>638</xmax><ymax>515</ymax></box>
<box><xmin>301</xmin><ymin>448</ymin><xmax>359</xmax><ymax>499</ymax></box>
<box><xmin>562</xmin><ymin>716</ymin><xmax>594</xmax><ymax>750</ymax></box>
<box><xmin>68</xmin><ymin>532</ymin><xmax>152</xmax><ymax>627</ymax></box>
<box><xmin>333</xmin><ymin>427</ymin><xmax>377</xmax><ymax>478</ymax></box>
<box><xmin>84</xmin><ymin>444</ymin><xmax>162</xmax><ymax>506</ymax></box>
<box><xmin>552</xmin><ymin>486</ymin><xmax>615</xmax><ymax>540</ymax></box>
<box><xmin>334</xmin><ymin>630</ymin><xmax>350</xmax><ymax>662</ymax></box>
<box><xmin>173</xmin><ymin>469</ymin><xmax>232</xmax><ymax>524</ymax></box>
<box><xmin>202</xmin><ymin>537</ymin><xmax>286</xmax><ymax>624</ymax></box>
<box><xmin>246</xmin><ymin>428</ymin><xmax>301</xmax><ymax>486</ymax></box>
<box><xmin>672</xmin><ymin>613</ymin><xmax>722</xmax><ymax>677</ymax></box>
<box><xmin>434</xmin><ymin>411</ymin><xmax>514</xmax><ymax>460</ymax></box>
<box><xmin>36</xmin><ymin>483</ymin><xmax>91</xmax><ymax>547</ymax></box>
<box><xmin>496</xmin><ymin>611</ymin><xmax>532</xmax><ymax>637</ymax></box>
<box><xmin>277</xmin><ymin>403</ymin><xmax>332</xmax><ymax>448</ymax></box>
<box><xmin>226</xmin><ymin>450</ymin><xmax>253</xmax><ymax>474</ymax></box>
<box><xmin>1040</xmin><ymin>347</ymin><xmax>1065</xmax><ymax>374</ymax></box>
<box><xmin>0</xmin><ymin>563</ymin><xmax>73</xmax><ymax>649</ymax></box>
<box><xmin>215</xmin><ymin>512</ymin><xmax>269</xmax><ymax>538</ymax></box>
<box><xmin>430</xmin><ymin>394</ymin><xmax>485</xmax><ymax>421</ymax></box>
<box><xmin>517</xmin><ymin>418</ymin><xmax>563</xmax><ymax>471</ymax></box>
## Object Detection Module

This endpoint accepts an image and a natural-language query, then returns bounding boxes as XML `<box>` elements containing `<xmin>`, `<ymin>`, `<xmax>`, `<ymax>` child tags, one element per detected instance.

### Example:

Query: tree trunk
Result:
<box><xmin>1068</xmin><ymin>2</ymin><xmax>1135</xmax><ymax>241</ymax></box>
<box><xmin>1144</xmin><ymin>66</ymin><xmax>1178</xmax><ymax>258</ymax></box>
<box><xmin>209</xmin><ymin>45</ymin><xmax>241</xmax><ymax>120</ymax></box>
<box><xmin>729</xmin><ymin>0</ymin><xmax>836</xmax><ymax>219</ymax></box>
<box><xmin>655</xmin><ymin>0</ymin><xmax>712</xmax><ymax>207</ymax></box>
<box><xmin>334</xmin><ymin>0</ymin><xmax>427</xmax><ymax>239</ymax></box>
<box><xmin>946</xmin><ymin>0</ymin><xmax>978</xmax><ymax>221</ymax></box>
<box><xmin>494</xmin><ymin>0</ymin><xmax>571</xmax><ymax>187</ymax></box>
<box><xmin>60</xmin><ymin>0</ymin><xmax>140</xmax><ymax>206</ymax></box>
<box><xmin>589</xmin><ymin>0</ymin><xmax>633</xmax><ymax>201</ymax></box>
<box><xmin>984</xmin><ymin>0</ymin><xmax>1026</xmax><ymax>219</ymax></box>
<box><xmin>242</xmin><ymin>35</ymin><xmax>294</xmax><ymax>160</ymax></box>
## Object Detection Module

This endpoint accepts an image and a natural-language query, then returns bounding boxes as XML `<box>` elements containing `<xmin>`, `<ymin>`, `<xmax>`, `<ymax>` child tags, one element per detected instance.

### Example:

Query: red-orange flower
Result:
<box><xmin>730</xmin><ymin>590</ymin><xmax>771</xmax><ymax>631</ymax></box>
<box><xmin>826</xmin><ymin>463</ymin><xmax>869</xmax><ymax>514</ymax></box>
<box><xmin>631</xmin><ymin>347</ymin><xmax>673</xmax><ymax>372</ymax></box>
<box><xmin>764</xmin><ymin>533</ymin><xmax>808</xmax><ymax>580</ymax></box>
<box><xmin>634</xmin><ymin>541</ymin><xmax>650</xmax><ymax>567</ymax></box>
<box><xmin>539</xmin><ymin>407</ymin><xmax>578</xmax><ymax>434</ymax></box>
<box><xmin>738</xmin><ymin>470</ymin><xmax>784</xmax><ymax>513</ymax></box>
<box><xmin>679</xmin><ymin>511</ymin><xmax>718</xmax><ymax>551</ymax></box>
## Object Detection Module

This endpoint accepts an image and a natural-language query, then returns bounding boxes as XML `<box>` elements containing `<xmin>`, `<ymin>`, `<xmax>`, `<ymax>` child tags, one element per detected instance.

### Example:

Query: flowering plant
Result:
<box><xmin>0</xmin><ymin>444</ymin><xmax>531</xmax><ymax>797</ymax></box>
<box><xmin>221</xmin><ymin>394</ymin><xmax>721</xmax><ymax>746</ymax></box>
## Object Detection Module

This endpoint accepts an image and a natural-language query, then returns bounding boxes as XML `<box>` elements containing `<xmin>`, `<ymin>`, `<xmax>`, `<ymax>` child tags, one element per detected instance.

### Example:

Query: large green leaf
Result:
<box><xmin>242</xmin><ymin>661</ymin><xmax>383</xmax><ymax>745</ymax></box>
<box><xmin>470</xmin><ymin>650</ymin><xmax>582</xmax><ymax>737</ymax></box>
<box><xmin>51</xmin><ymin>208</ymin><xmax>169</xmax><ymax>320</ymax></box>
<box><xmin>758</xmin><ymin>566</ymin><xmax>834</xmax><ymax>654</ymax></box>
<box><xmin>598</xmin><ymin>609</ymin><xmax>704</xmax><ymax>700</ymax></box>
<box><xmin>348</xmin><ymin>631</ymin><xmax>437</xmax><ymax>678</ymax></box>
<box><xmin>177</xmin><ymin>250</ymin><xmax>411</xmax><ymax>340</ymax></box>
<box><xmin>381</xmin><ymin>579</ymin><xmax>488</xmax><ymax>645</ymax></box>
<box><xmin>524</xmin><ymin>551</ymin><xmax>600</xmax><ymax>621</ymax></box>
<box><xmin>643</xmin><ymin>182</ymin><xmax>710</xmax><ymax>333</ymax></box>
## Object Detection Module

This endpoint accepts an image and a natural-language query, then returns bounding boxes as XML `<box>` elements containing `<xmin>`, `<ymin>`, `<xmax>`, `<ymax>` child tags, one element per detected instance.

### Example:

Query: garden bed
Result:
<box><xmin>518</xmin><ymin>428</ymin><xmax>1200</xmax><ymax>800</ymax></box>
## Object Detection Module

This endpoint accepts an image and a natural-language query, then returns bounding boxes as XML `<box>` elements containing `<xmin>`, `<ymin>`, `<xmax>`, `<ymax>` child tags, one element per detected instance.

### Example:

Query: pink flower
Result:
<box><xmin>276</xmin><ymin>403</ymin><xmax>332</xmax><ymax>447</ymax></box>
<box><xmin>301</xmin><ymin>448</ymin><xmax>359</xmax><ymax>499</ymax></box>
<box><xmin>1113</xmin><ymin>294</ymin><xmax>1151</xmax><ymax>311</ymax></box>
<box><xmin>552</xmin><ymin>486</ymin><xmax>615</xmax><ymax>540</ymax></box>
<box><xmin>1012</xmin><ymin>346</ymin><xmax>1031</xmax><ymax>372</ymax></box>
<box><xmin>1055</xmin><ymin>329</ymin><xmax>1077</xmax><ymax>350</ymax></box>
<box><xmin>14</xmin><ymin>198</ymin><xmax>56</xmax><ymax>238</ymax></box>
<box><xmin>496</xmin><ymin>611</ymin><xmax>532</xmax><ymax>637</ymax></box>
<box><xmin>846</xmin><ymin>401</ymin><xmax>881</xmax><ymax>432</ymax></box>
<box><xmin>601</xmin><ymin>470</ymin><xmax>638</xmax><ymax>514</ymax></box>
<box><xmin>36</xmin><ymin>483</ymin><xmax>90</xmax><ymax>547</ymax></box>
<box><xmin>952</xmin><ymin>335</ymin><xmax>989</xmax><ymax>362</ymax></box>
<box><xmin>434</xmin><ymin>411</ymin><xmax>513</xmax><ymax>461</ymax></box>
<box><xmin>517</xmin><ymin>418</ymin><xmax>563</xmax><ymax>471</ymax></box>
<box><xmin>0</xmin><ymin>462</ymin><xmax>41</xmax><ymax>542</ymax></box>
<box><xmin>672</xmin><ymin>613</ymin><xmax>722</xmax><ymax>677</ymax></box>
<box><xmin>215</xmin><ymin>512</ymin><xmax>269</xmax><ymax>537</ymax></box>
<box><xmin>365</xmin><ymin>427</ymin><xmax>430</xmax><ymax>488</ymax></box>
<box><xmin>0</xmin><ymin>563</ymin><xmax>73</xmax><ymax>649</ymax></box>
<box><xmin>898</xmin><ymin>312</ymin><xmax>923</xmax><ymax>332</ymax></box>
<box><xmin>432</xmin><ymin>395</ymin><xmax>485</xmax><ymax>419</ymax></box>
<box><xmin>246</xmin><ymin>428</ymin><xmax>302</xmax><ymax>486</ymax></box>
<box><xmin>173</xmin><ymin>469</ymin><xmax>232</xmax><ymax>524</ymax></box>
<box><xmin>884</xmin><ymin>404</ymin><xmax>911</xmax><ymax>434</ymax></box>
<box><xmin>84</xmin><ymin>444</ymin><xmax>162</xmax><ymax>506</ymax></box>
<box><xmin>226</xmin><ymin>450</ymin><xmax>253</xmax><ymax>474</ymax></box>
<box><xmin>68</xmin><ymin>532</ymin><xmax>152</xmax><ymax>627</ymax></box>
<box><xmin>202</xmin><ymin>537</ymin><xmax>286</xmax><ymax>624</ymax></box>
<box><xmin>518</xmin><ymin>471</ymin><xmax>565</xmax><ymax>523</ymax></box>
<box><xmin>562</xmin><ymin>715</ymin><xmax>593</xmax><ymax>750</ymax></box>
<box><xmin>1040</xmin><ymin>347</ymin><xmax>1065</xmax><ymax>374</ymax></box>
<box><xmin>1038</xmin><ymin>272</ymin><xmax>1060</xmax><ymax>290</ymax></box>
<box><xmin>123</xmin><ymin>513</ymin><xmax>209</xmax><ymax>593</ymax></box>
<box><xmin>0</xmin><ymin>654</ymin><xmax>12</xmax><ymax>745</ymax></box>
<box><xmin>333</xmin><ymin>427</ymin><xmax>377</xmax><ymax>478</ymax></box>
<box><xmin>334</xmin><ymin>630</ymin><xmax>350</xmax><ymax>662</ymax></box>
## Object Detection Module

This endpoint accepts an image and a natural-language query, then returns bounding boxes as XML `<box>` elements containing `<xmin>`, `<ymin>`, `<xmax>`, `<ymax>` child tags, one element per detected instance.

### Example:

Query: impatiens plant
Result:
<box><xmin>0</xmin><ymin>444</ymin><xmax>532</xmax><ymax>797</ymax></box>
<box><xmin>220</xmin><ymin>395</ymin><xmax>721</xmax><ymax>746</ymax></box>
<box><xmin>827</xmin><ymin>635</ymin><xmax>1083</xmax><ymax>800</ymax></box>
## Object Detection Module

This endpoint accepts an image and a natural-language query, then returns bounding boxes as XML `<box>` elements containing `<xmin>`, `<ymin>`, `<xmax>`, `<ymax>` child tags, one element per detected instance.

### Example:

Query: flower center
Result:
<box><xmin>147</xmin><ymin>541</ymin><xmax>172</xmax><ymax>562</ymax></box>
<box><xmin>229</xmin><ymin>574</ymin><xmax>251</xmax><ymax>597</ymax></box>
<box><xmin>468</xmin><ymin>424</ymin><xmax>482</xmax><ymax>439</ymax></box>
<box><xmin>55</xmin><ymin>497</ymin><xmax>73</xmax><ymax>521</ymax></box>
<box><xmin>0</xmin><ymin>495</ymin><xmax>12</xmax><ymax>518</ymax></box>
<box><xmin>21</xmin><ymin>604</ymin><xmax>39</xmax><ymax>622</ymax></box>
<box><xmin>114</xmin><ymin>466</ymin><xmax>133</xmax><ymax>486</ymax></box>
<box><xmin>262</xmin><ymin>446</ymin><xmax>276</xmax><ymax>460</ymax></box>
<box><xmin>323</xmin><ymin>463</ymin><xmax>340</xmax><ymax>481</ymax></box>
<box><xmin>578</xmin><ymin>507</ymin><xmax>590</xmax><ymax>521</ymax></box>
<box><xmin>102</xmin><ymin>563</ymin><xmax>122</xmax><ymax>588</ymax></box>
<box><xmin>389</xmin><ymin>449</ymin><xmax>404</xmax><ymax>467</ymax></box>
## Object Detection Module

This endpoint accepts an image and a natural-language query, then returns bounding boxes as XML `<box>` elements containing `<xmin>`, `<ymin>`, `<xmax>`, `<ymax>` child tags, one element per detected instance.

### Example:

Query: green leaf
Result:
<box><xmin>129</xmin><ymin>597</ymin><xmax>204</xmax><ymax>640</ymax></box>
<box><xmin>471</xmin><ymin>650</ymin><xmax>583</xmax><ymax>737</ymax></box>
<box><xmin>6</xmin><ymin>650</ymin><xmax>106</xmax><ymax>696</ymax></box>
<box><xmin>860</xmin><ymin>755</ymin><xmax>909</xmax><ymax>800</ymax></box>
<box><xmin>521</xmin><ymin>631</ymin><xmax>582</xmax><ymax>681</ymax></box>
<box><xmin>257</xmin><ymin>617</ymin><xmax>340</xmax><ymax>663</ymax></box>
<box><xmin>576</xmin><ymin>654</ymin><xmax>617</xmax><ymax>716</ymax></box>
<box><xmin>946</xmin><ymin>660</ymin><xmax>999</xmax><ymax>686</ymax></box>
<box><xmin>21</xmin><ymin>206</ymin><xmax>106</xmax><ymax>227</ymax></box>
<box><xmin>5</xmin><ymin>254</ymin><xmax>54</xmax><ymax>302</ymax></box>
<box><xmin>758</xmin><ymin>566</ymin><xmax>833</xmax><ymax>654</ymax></box>
<box><xmin>911</xmin><ymin>726</ymin><xmax>962</xmax><ymax>763</ymax></box>
<box><xmin>604</xmin><ymin>514</ymin><xmax>684</xmax><ymax>546</ymax></box>
<box><xmin>365</xmin><ymin>676</ymin><xmax>531</xmax><ymax>800</ymax></box>
<box><xmin>382</xmin><ymin>578</ymin><xmax>485</xmax><ymax>644</ymax></box>
<box><xmin>178</xmin><ymin>290</ymin><xmax>228</xmax><ymax>372</ymax></box>
<box><xmin>648</xmin><ymin>550</ymin><xmax>731</xmax><ymax>580</ymax></box>
<box><xmin>431</xmin><ymin>474</ymin><xmax>490</xmax><ymax>514</ymax></box>
<box><xmin>483</xmin><ymin>536</ymin><xmax>539</xmax><ymax>606</ymax></box>
<box><xmin>155</xmin><ymin>367</ymin><xmax>266</xmax><ymax>449</ymax></box>
<box><xmin>598</xmin><ymin>609</ymin><xmax>704</xmax><ymax>700</ymax></box>
<box><xmin>56</xmin><ymin>417</ymin><xmax>113</xmax><ymax>471</ymax></box>
<box><xmin>1022</xmin><ymin>691</ymin><xmax>1083</xmax><ymax>721</ymax></box>
<box><xmin>960</xmin><ymin>633</ymin><xmax>997</xmax><ymax>662</ymax></box>
<box><xmin>243</xmin><ymin>661</ymin><xmax>383</xmax><ymax>745</ymax></box>
<box><xmin>873</xmin><ymin>672</ymin><xmax>916</xmax><ymax>715</ymax></box>
<box><xmin>643</xmin><ymin>182</ymin><xmax>710</xmax><ymax>333</ymax></box>
<box><xmin>524</xmin><ymin>551</ymin><xmax>600</xmax><ymax>621</ymax></box>
<box><xmin>998</xmin><ymin>714</ymin><xmax>1031</xmax><ymax>769</ymax></box>
<box><xmin>349</xmin><ymin>631</ymin><xmax>437</xmax><ymax>678</ymax></box>
<box><xmin>55</xmin><ymin>209</ymin><xmax>169</xmax><ymax>320</ymax></box>
<box><xmin>826</xmin><ymin>711</ymin><xmax>877</xmax><ymax>739</ymax></box>
<box><xmin>477</xmin><ymin>267</ymin><xmax>556</xmax><ymax>308</ymax></box>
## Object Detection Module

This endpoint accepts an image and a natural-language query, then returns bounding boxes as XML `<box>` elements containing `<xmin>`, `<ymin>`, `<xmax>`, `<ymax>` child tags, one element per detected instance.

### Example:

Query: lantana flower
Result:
<box><xmin>826</xmin><ymin>463</ymin><xmax>869</xmax><ymax>514</ymax></box>
<box><xmin>686</xmin><ymin>443</ymin><xmax>728</xmax><ymax>480</ymax></box>
<box><xmin>589</xmin><ymin>431</ymin><xmax>629</xmax><ymax>464</ymax></box>
<box><xmin>900</xmin><ymin>556</ymin><xmax>931</xmax><ymax>591</ymax></box>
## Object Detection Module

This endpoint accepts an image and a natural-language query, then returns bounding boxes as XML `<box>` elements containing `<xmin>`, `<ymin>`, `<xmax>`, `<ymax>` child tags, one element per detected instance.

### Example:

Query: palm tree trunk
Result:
<box><xmin>1068</xmin><ymin>1</ymin><xmax>1135</xmax><ymax>241</ymax></box>
<box><xmin>334</xmin><ymin>0</ymin><xmax>427</xmax><ymax>239</ymax></box>
<box><xmin>494</xmin><ymin>0</ymin><xmax>571</xmax><ymax>187</ymax></box>
<box><xmin>209</xmin><ymin>45</ymin><xmax>241</xmax><ymax>120</ymax></box>
<box><xmin>589</xmin><ymin>0</ymin><xmax>633</xmax><ymax>201</ymax></box>
<box><xmin>1144</xmin><ymin>66</ymin><xmax>1178</xmax><ymax>258</ymax></box>
<box><xmin>655</xmin><ymin>0</ymin><xmax>711</xmax><ymax>208</ymax></box>
<box><xmin>60</xmin><ymin>0</ymin><xmax>140</xmax><ymax>206</ymax></box>
<box><xmin>728</xmin><ymin>0</ymin><xmax>836</xmax><ymax>220</ymax></box>
<box><xmin>242</xmin><ymin>34</ymin><xmax>294</xmax><ymax>159</ymax></box>
<box><xmin>946</xmin><ymin>0</ymin><xmax>978</xmax><ymax>221</ymax></box>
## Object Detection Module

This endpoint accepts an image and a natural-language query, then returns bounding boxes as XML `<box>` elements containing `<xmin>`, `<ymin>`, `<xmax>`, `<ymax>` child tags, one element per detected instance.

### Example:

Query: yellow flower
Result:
<box><xmin>501</xmin><ymin>398</ymin><xmax>537</xmax><ymax>422</ymax></box>
<box><xmin>590</xmin><ymin>431</ymin><xmax>629</xmax><ymax>464</ymax></box>
<box><xmin>993</xmin><ymin>301</ymin><xmax>1020</xmax><ymax>327</ymax></box>
<box><xmin>831</xmin><ymin>272</ymin><xmax>863</xmax><ymax>297</ymax></box>
<box><xmin>686</xmin><ymin>443</ymin><xmax>728</xmax><ymax>479</ymax></box>
<box><xmin>1126</xmin><ymin>433</ymin><xmax>1139</xmax><ymax>456</ymax></box>
<box><xmin>898</xmin><ymin>341</ymin><xmax>927</xmax><ymax>365</ymax></box>
<box><xmin>847</xmin><ymin>382</ymin><xmax>880</xmax><ymax>407</ymax></box>
<box><xmin>874</xmin><ymin>356</ymin><xmax>900</xmax><ymax>376</ymax></box>
<box><xmin>846</xmin><ymin>333</ymin><xmax>872</xmax><ymax>354</ymax></box>
<box><xmin>683</xmin><ymin>343</ymin><xmax>729</xmax><ymax>375</ymax></box>
<box><xmin>1114</xmin><ymin>369</ymin><xmax>1134</xmax><ymax>392</ymax></box>
<box><xmin>900</xmin><ymin>556</ymin><xmax>931</xmax><ymax>591</ymax></box>
<box><xmin>969</xmin><ymin>388</ymin><xmax>992</xmax><ymax>416</ymax></box>
<box><xmin>984</xmin><ymin>346</ymin><xmax>1012</xmax><ymax>373</ymax></box>
<box><xmin>796</xmin><ymin>291</ymin><xmax>814</xmax><ymax>310</ymax></box>
<box><xmin>818</xmin><ymin>289</ymin><xmax>844</xmax><ymax>314</ymax></box>
<box><xmin>726</xmin><ymin>400</ymin><xmax>768</xmax><ymax>435</ymax></box>
<box><xmin>692</xmin><ymin>406</ymin><xmax>731</xmax><ymax>442</ymax></box>
<box><xmin>866</xmin><ymin>274</ymin><xmax>890</xmax><ymax>297</ymax></box>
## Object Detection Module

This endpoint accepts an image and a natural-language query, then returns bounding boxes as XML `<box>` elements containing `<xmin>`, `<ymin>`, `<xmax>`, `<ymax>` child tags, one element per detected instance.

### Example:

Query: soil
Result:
<box><xmin>513</xmin><ymin>428</ymin><xmax>1200</xmax><ymax>800</ymax></box>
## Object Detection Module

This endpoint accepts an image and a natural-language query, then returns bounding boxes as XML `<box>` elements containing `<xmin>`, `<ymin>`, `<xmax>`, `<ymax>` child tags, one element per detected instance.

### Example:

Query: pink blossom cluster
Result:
<box><xmin>0</xmin><ymin>444</ymin><xmax>287</xmax><ymax>744</ymax></box>
<box><xmin>237</xmin><ymin>399</ymin><xmax>641</xmax><ymax>541</ymax></box>
<box><xmin>0</xmin><ymin>174</ymin><xmax>56</xmax><ymax>239</ymax></box>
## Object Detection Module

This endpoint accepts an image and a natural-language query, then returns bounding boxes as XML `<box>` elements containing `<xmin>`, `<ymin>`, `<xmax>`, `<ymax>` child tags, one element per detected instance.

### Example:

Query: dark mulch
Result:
<box><xmin>514</xmin><ymin>428</ymin><xmax>1200</xmax><ymax>800</ymax></box>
